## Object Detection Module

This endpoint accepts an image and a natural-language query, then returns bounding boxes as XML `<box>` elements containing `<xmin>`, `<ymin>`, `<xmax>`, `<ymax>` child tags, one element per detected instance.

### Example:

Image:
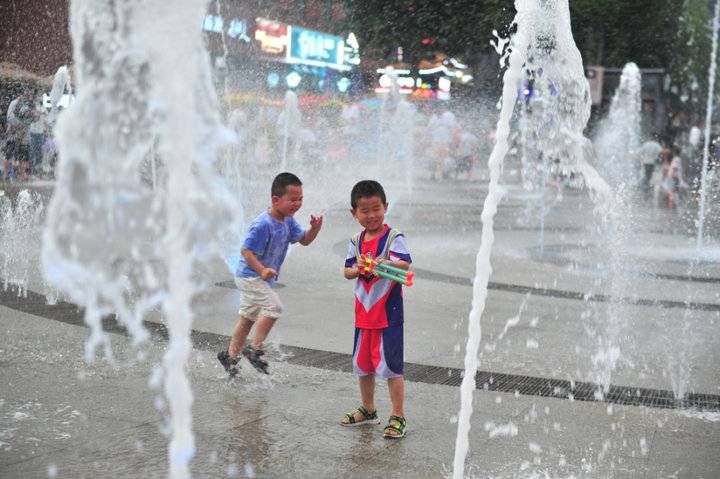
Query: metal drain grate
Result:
<box><xmin>2</xmin><ymin>287</ymin><xmax>718</xmax><ymax>412</ymax></box>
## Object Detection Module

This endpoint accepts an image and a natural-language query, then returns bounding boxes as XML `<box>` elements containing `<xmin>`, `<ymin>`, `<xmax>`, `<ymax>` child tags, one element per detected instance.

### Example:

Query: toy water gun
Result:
<box><xmin>360</xmin><ymin>252</ymin><xmax>414</xmax><ymax>286</ymax></box>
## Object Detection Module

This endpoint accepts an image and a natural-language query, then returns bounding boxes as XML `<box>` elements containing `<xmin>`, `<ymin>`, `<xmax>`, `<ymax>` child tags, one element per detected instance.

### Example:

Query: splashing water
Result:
<box><xmin>696</xmin><ymin>0</ymin><xmax>720</xmax><ymax>254</ymax></box>
<box><xmin>594</xmin><ymin>63</ymin><xmax>642</xmax><ymax>190</ymax></box>
<box><xmin>49</xmin><ymin>65</ymin><xmax>73</xmax><ymax>124</ymax></box>
<box><xmin>279</xmin><ymin>90</ymin><xmax>302</xmax><ymax>171</ymax></box>
<box><xmin>378</xmin><ymin>67</ymin><xmax>416</xmax><ymax>199</ymax></box>
<box><xmin>42</xmin><ymin>1</ymin><xmax>241</xmax><ymax>477</ymax></box>
<box><xmin>590</xmin><ymin>63</ymin><xmax>643</xmax><ymax>395</ymax></box>
<box><xmin>1</xmin><ymin>190</ymin><xmax>44</xmax><ymax>297</ymax></box>
<box><xmin>452</xmin><ymin>1</ymin><xmax>611</xmax><ymax>477</ymax></box>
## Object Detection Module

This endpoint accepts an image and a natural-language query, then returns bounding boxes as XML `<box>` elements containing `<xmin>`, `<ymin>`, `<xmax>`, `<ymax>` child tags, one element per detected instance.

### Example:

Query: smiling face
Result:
<box><xmin>351</xmin><ymin>195</ymin><xmax>388</xmax><ymax>235</ymax></box>
<box><xmin>272</xmin><ymin>184</ymin><xmax>303</xmax><ymax>218</ymax></box>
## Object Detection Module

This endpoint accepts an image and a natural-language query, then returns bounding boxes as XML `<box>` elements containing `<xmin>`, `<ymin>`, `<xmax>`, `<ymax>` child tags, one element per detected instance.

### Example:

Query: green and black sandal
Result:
<box><xmin>341</xmin><ymin>406</ymin><xmax>380</xmax><ymax>427</ymax></box>
<box><xmin>383</xmin><ymin>415</ymin><xmax>407</xmax><ymax>439</ymax></box>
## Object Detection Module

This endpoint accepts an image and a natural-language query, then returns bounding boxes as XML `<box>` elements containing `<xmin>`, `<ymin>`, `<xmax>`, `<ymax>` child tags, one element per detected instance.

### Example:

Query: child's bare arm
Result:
<box><xmin>298</xmin><ymin>215</ymin><xmax>323</xmax><ymax>246</ymax></box>
<box><xmin>344</xmin><ymin>266</ymin><xmax>360</xmax><ymax>280</ymax></box>
<box><xmin>241</xmin><ymin>247</ymin><xmax>277</xmax><ymax>280</ymax></box>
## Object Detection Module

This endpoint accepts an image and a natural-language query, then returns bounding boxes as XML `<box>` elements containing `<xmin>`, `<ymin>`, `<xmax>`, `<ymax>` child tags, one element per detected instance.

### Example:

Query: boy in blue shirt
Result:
<box><xmin>218</xmin><ymin>172</ymin><xmax>322</xmax><ymax>376</ymax></box>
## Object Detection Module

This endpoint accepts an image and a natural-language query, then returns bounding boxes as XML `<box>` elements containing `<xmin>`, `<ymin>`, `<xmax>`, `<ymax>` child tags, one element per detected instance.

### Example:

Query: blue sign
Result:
<box><xmin>227</xmin><ymin>19</ymin><xmax>250</xmax><ymax>42</ymax></box>
<box><xmin>203</xmin><ymin>15</ymin><xmax>223</xmax><ymax>33</ymax></box>
<box><xmin>289</xmin><ymin>27</ymin><xmax>346</xmax><ymax>70</ymax></box>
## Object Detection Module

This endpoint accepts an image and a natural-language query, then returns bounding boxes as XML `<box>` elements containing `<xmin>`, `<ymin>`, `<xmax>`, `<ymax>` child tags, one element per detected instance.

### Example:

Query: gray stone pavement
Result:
<box><xmin>2</xmin><ymin>167</ymin><xmax>720</xmax><ymax>478</ymax></box>
<box><xmin>2</xmin><ymin>306</ymin><xmax>720</xmax><ymax>479</ymax></box>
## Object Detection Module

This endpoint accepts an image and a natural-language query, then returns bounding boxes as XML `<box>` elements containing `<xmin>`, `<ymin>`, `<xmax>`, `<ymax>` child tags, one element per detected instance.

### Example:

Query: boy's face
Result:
<box><xmin>272</xmin><ymin>184</ymin><xmax>303</xmax><ymax>217</ymax></box>
<box><xmin>351</xmin><ymin>195</ymin><xmax>388</xmax><ymax>234</ymax></box>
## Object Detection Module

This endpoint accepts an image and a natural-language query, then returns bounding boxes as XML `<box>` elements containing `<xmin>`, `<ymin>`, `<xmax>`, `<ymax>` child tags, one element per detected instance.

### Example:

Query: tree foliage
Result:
<box><xmin>342</xmin><ymin>0</ymin><xmax>515</xmax><ymax>67</ymax></box>
<box><xmin>666</xmin><ymin>0</ymin><xmax>715</xmax><ymax>117</ymax></box>
<box><xmin>343</xmin><ymin>0</ymin><xmax>716</xmax><ymax>115</ymax></box>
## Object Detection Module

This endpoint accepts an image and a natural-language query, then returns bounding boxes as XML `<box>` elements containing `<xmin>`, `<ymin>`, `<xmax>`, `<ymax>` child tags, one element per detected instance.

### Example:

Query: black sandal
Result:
<box><xmin>383</xmin><ymin>415</ymin><xmax>407</xmax><ymax>439</ymax></box>
<box><xmin>217</xmin><ymin>350</ymin><xmax>239</xmax><ymax>378</ymax></box>
<box><xmin>242</xmin><ymin>345</ymin><xmax>269</xmax><ymax>374</ymax></box>
<box><xmin>341</xmin><ymin>406</ymin><xmax>380</xmax><ymax>427</ymax></box>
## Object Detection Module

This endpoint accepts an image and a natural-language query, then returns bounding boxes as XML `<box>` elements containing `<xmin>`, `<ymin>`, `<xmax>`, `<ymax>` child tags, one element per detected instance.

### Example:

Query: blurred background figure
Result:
<box><xmin>428</xmin><ymin>107</ymin><xmax>457</xmax><ymax>180</ymax></box>
<box><xmin>453</xmin><ymin>126</ymin><xmax>478</xmax><ymax>180</ymax></box>
<box><xmin>639</xmin><ymin>138</ymin><xmax>662</xmax><ymax>194</ymax></box>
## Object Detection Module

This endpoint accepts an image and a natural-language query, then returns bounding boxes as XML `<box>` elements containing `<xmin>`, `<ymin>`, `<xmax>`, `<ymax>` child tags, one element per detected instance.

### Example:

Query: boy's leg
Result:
<box><xmin>248</xmin><ymin>281</ymin><xmax>283</xmax><ymax>350</ymax></box>
<box><xmin>229</xmin><ymin>316</ymin><xmax>253</xmax><ymax>358</ymax></box>
<box><xmin>249</xmin><ymin>315</ymin><xmax>277</xmax><ymax>350</ymax></box>
<box><xmin>344</xmin><ymin>375</ymin><xmax>376</xmax><ymax>423</ymax></box>
<box><xmin>387</xmin><ymin>376</ymin><xmax>405</xmax><ymax>418</ymax></box>
<box><xmin>383</xmin><ymin>376</ymin><xmax>406</xmax><ymax>438</ymax></box>
<box><xmin>359</xmin><ymin>375</ymin><xmax>376</xmax><ymax>413</ymax></box>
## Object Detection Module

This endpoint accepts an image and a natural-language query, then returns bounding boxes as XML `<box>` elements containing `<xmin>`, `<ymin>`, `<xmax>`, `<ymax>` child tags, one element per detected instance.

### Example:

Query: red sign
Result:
<box><xmin>255</xmin><ymin>18</ymin><xmax>289</xmax><ymax>57</ymax></box>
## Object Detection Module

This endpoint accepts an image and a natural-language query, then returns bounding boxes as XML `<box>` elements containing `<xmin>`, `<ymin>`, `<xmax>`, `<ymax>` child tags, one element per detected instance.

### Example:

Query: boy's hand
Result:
<box><xmin>260</xmin><ymin>267</ymin><xmax>278</xmax><ymax>281</ymax></box>
<box><xmin>298</xmin><ymin>215</ymin><xmax>323</xmax><ymax>246</ymax></box>
<box><xmin>309</xmin><ymin>214</ymin><xmax>323</xmax><ymax>231</ymax></box>
<box><xmin>357</xmin><ymin>255</ymin><xmax>370</xmax><ymax>269</ymax></box>
<box><xmin>344</xmin><ymin>265</ymin><xmax>360</xmax><ymax>280</ymax></box>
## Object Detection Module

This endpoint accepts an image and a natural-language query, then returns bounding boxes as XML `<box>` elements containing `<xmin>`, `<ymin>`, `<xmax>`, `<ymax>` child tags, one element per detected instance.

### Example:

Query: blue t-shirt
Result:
<box><xmin>235</xmin><ymin>210</ymin><xmax>305</xmax><ymax>283</ymax></box>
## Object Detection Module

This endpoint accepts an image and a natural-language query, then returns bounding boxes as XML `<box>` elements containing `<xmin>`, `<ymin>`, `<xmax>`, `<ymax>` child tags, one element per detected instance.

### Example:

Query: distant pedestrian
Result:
<box><xmin>3</xmin><ymin>90</ymin><xmax>27</xmax><ymax>180</ymax></box>
<box><xmin>428</xmin><ymin>109</ymin><xmax>457</xmax><ymax>180</ymax></box>
<box><xmin>341</xmin><ymin>180</ymin><xmax>411</xmax><ymax>439</ymax></box>
<box><xmin>639</xmin><ymin>139</ymin><xmax>662</xmax><ymax>192</ymax></box>
<box><xmin>664</xmin><ymin>146</ymin><xmax>687</xmax><ymax>209</ymax></box>
<box><xmin>216</xmin><ymin>172</ymin><xmax>323</xmax><ymax>377</ymax></box>
<box><xmin>454</xmin><ymin>127</ymin><xmax>478</xmax><ymax>180</ymax></box>
<box><xmin>28</xmin><ymin>95</ymin><xmax>48</xmax><ymax>176</ymax></box>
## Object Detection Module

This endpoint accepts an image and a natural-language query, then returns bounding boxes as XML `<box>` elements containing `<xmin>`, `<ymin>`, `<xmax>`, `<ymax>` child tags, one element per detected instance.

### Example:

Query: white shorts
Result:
<box><xmin>235</xmin><ymin>277</ymin><xmax>283</xmax><ymax>321</ymax></box>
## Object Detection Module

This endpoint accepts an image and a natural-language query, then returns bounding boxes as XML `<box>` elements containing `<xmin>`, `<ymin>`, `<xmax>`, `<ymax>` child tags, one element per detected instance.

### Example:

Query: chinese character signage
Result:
<box><xmin>289</xmin><ymin>27</ymin><xmax>346</xmax><ymax>70</ymax></box>
<box><xmin>203</xmin><ymin>15</ymin><xmax>250</xmax><ymax>42</ymax></box>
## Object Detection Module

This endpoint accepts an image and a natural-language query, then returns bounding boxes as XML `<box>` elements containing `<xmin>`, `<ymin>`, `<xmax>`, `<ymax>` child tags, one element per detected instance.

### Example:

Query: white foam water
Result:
<box><xmin>452</xmin><ymin>1</ymin><xmax>611</xmax><ymax>476</ymax></box>
<box><xmin>1</xmin><ymin>190</ymin><xmax>44</xmax><ymax>297</ymax></box>
<box><xmin>696</xmin><ymin>0</ymin><xmax>720</xmax><ymax>253</ymax></box>
<box><xmin>591</xmin><ymin>63</ymin><xmax>643</xmax><ymax>395</ymax></box>
<box><xmin>42</xmin><ymin>1</ymin><xmax>241</xmax><ymax>477</ymax></box>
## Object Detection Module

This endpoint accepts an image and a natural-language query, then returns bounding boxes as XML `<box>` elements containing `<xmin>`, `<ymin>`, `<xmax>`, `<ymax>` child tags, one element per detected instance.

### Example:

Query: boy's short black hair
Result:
<box><xmin>271</xmin><ymin>172</ymin><xmax>302</xmax><ymax>197</ymax></box>
<box><xmin>351</xmin><ymin>180</ymin><xmax>386</xmax><ymax>210</ymax></box>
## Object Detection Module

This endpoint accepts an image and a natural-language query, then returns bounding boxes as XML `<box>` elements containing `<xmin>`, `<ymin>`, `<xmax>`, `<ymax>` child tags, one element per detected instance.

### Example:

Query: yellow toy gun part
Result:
<box><xmin>360</xmin><ymin>252</ymin><xmax>414</xmax><ymax>286</ymax></box>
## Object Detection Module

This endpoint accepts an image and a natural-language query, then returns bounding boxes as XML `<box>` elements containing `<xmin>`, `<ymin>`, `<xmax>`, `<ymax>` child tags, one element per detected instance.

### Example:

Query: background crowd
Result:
<box><xmin>1</xmin><ymin>86</ymin><xmax>58</xmax><ymax>181</ymax></box>
<box><xmin>3</xmin><ymin>80</ymin><xmax>719</xmax><ymax>214</ymax></box>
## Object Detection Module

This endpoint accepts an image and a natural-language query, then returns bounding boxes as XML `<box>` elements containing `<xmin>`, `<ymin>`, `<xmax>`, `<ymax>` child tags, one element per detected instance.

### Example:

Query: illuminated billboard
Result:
<box><xmin>288</xmin><ymin>26</ymin><xmax>349</xmax><ymax>71</ymax></box>
<box><xmin>203</xmin><ymin>15</ymin><xmax>250</xmax><ymax>42</ymax></box>
<box><xmin>254</xmin><ymin>18</ymin><xmax>289</xmax><ymax>57</ymax></box>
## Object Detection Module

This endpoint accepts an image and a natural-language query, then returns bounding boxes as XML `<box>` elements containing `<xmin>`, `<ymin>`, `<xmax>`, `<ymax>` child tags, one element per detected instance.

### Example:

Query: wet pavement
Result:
<box><xmin>2</xmin><ymin>166</ymin><xmax>720</xmax><ymax>478</ymax></box>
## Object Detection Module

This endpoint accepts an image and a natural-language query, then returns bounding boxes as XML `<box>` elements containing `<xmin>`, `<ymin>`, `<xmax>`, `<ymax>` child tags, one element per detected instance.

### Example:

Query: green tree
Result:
<box><xmin>342</xmin><ymin>0</ymin><xmax>514</xmax><ymax>66</ymax></box>
<box><xmin>667</xmin><ymin>0</ymin><xmax>715</xmax><ymax>119</ymax></box>
<box><xmin>570</xmin><ymin>0</ymin><xmax>683</xmax><ymax>68</ymax></box>
<box><xmin>342</xmin><ymin>0</ymin><xmax>717</xmax><ymax>116</ymax></box>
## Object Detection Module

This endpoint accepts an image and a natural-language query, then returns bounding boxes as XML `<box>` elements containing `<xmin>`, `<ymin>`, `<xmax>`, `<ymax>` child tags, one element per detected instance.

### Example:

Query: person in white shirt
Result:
<box><xmin>688</xmin><ymin>123</ymin><xmax>702</xmax><ymax>149</ymax></box>
<box><xmin>639</xmin><ymin>139</ymin><xmax>662</xmax><ymax>190</ymax></box>
<box><xmin>4</xmin><ymin>90</ymin><xmax>33</xmax><ymax>180</ymax></box>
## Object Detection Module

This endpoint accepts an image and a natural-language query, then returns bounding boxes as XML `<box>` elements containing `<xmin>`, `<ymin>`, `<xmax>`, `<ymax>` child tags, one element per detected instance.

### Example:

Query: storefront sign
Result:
<box><xmin>203</xmin><ymin>15</ymin><xmax>223</xmax><ymax>34</ymax></box>
<box><xmin>227</xmin><ymin>18</ymin><xmax>250</xmax><ymax>42</ymax></box>
<box><xmin>203</xmin><ymin>15</ymin><xmax>250</xmax><ymax>43</ymax></box>
<box><xmin>255</xmin><ymin>18</ymin><xmax>289</xmax><ymax>57</ymax></box>
<box><xmin>344</xmin><ymin>32</ymin><xmax>360</xmax><ymax>66</ymax></box>
<box><xmin>289</xmin><ymin>27</ymin><xmax>348</xmax><ymax>71</ymax></box>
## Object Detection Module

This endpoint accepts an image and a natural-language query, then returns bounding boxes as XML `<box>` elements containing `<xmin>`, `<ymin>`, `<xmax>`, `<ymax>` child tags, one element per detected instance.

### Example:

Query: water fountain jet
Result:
<box><xmin>42</xmin><ymin>2</ymin><xmax>241</xmax><ymax>476</ymax></box>
<box><xmin>453</xmin><ymin>1</ymin><xmax>611</xmax><ymax>476</ymax></box>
